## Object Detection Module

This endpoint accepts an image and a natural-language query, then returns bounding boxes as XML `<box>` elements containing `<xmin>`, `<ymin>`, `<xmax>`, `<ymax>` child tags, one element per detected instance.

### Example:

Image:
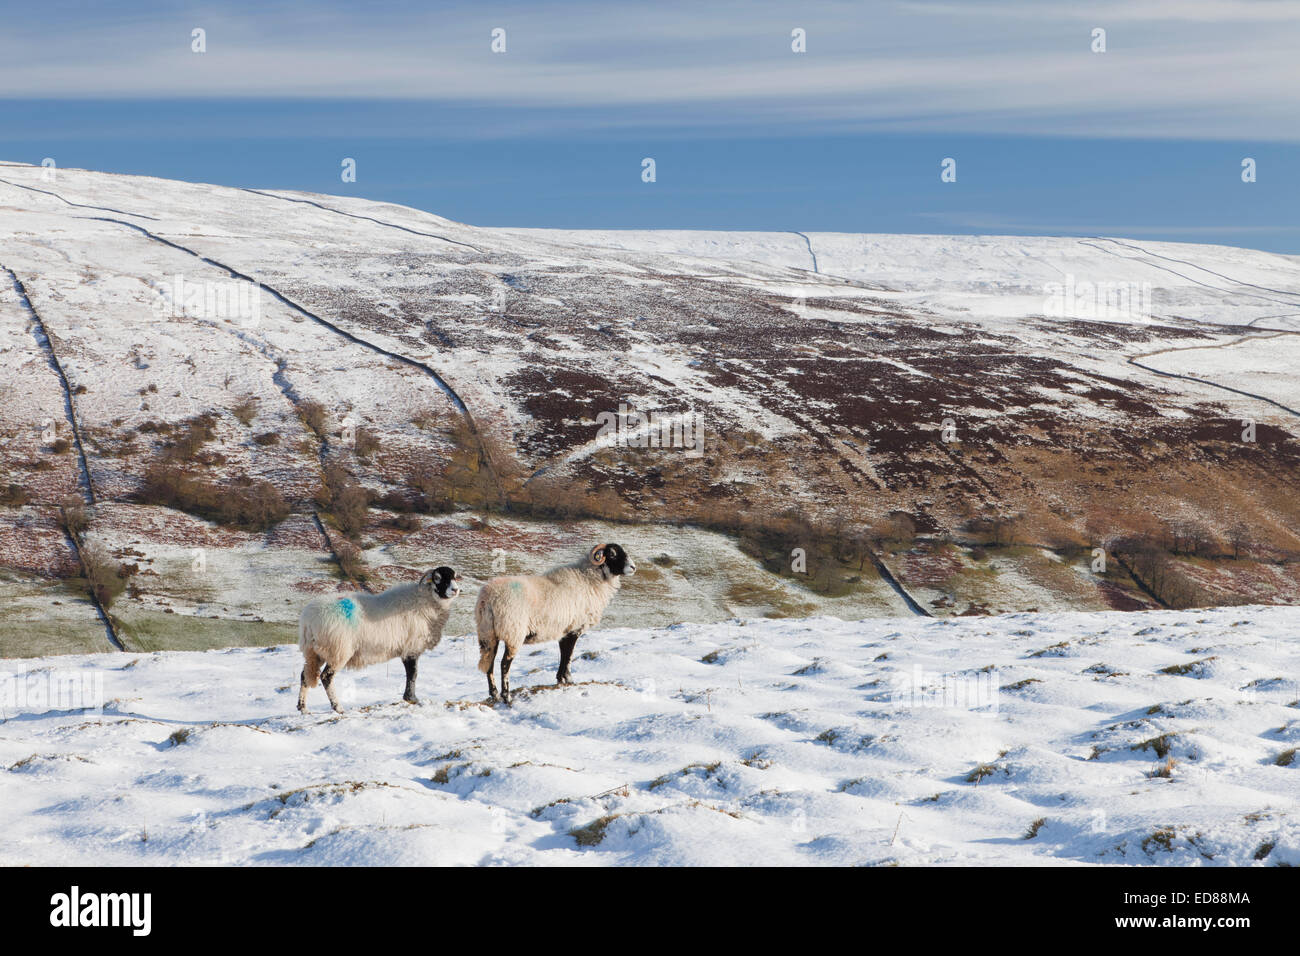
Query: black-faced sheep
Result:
<box><xmin>475</xmin><ymin>543</ymin><xmax>635</xmax><ymax>703</ymax></box>
<box><xmin>297</xmin><ymin>566</ymin><xmax>461</xmax><ymax>713</ymax></box>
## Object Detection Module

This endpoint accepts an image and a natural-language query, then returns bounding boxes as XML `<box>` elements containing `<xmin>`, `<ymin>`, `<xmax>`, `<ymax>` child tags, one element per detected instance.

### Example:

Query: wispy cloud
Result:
<box><xmin>1</xmin><ymin>1</ymin><xmax>1296</xmax><ymax>140</ymax></box>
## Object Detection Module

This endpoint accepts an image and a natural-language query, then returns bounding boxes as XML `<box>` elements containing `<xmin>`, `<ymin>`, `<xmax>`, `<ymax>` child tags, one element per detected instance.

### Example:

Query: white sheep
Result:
<box><xmin>475</xmin><ymin>543</ymin><xmax>635</xmax><ymax>703</ymax></box>
<box><xmin>297</xmin><ymin>566</ymin><xmax>461</xmax><ymax>713</ymax></box>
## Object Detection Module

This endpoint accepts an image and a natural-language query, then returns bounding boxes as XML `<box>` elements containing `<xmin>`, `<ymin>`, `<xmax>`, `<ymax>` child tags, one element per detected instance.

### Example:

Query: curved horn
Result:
<box><xmin>589</xmin><ymin>545</ymin><xmax>606</xmax><ymax>566</ymax></box>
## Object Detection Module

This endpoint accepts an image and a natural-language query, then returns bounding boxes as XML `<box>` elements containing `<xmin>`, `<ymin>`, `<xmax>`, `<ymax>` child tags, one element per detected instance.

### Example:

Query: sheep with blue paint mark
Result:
<box><xmin>297</xmin><ymin>567</ymin><xmax>461</xmax><ymax>713</ymax></box>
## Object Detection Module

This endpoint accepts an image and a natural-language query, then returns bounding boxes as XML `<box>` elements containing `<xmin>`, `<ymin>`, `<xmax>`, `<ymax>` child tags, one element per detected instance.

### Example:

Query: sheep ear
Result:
<box><xmin>590</xmin><ymin>545</ymin><xmax>606</xmax><ymax>566</ymax></box>
<box><xmin>418</xmin><ymin>570</ymin><xmax>435</xmax><ymax>587</ymax></box>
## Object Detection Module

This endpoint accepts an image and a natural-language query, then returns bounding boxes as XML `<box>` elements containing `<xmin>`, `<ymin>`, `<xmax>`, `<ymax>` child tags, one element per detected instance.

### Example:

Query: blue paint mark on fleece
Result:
<box><xmin>338</xmin><ymin>597</ymin><xmax>357</xmax><ymax>623</ymax></box>
<box><xmin>510</xmin><ymin>581</ymin><xmax>523</xmax><ymax>593</ymax></box>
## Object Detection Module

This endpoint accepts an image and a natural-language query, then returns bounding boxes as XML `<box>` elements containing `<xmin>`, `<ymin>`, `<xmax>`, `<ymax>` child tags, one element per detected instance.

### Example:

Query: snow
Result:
<box><xmin>2</xmin><ymin>606</ymin><xmax>1297</xmax><ymax>866</ymax></box>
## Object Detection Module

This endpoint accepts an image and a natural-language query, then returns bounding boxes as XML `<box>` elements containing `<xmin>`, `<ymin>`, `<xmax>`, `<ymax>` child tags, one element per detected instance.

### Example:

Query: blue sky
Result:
<box><xmin>2</xmin><ymin>1</ymin><xmax>1298</xmax><ymax>251</ymax></box>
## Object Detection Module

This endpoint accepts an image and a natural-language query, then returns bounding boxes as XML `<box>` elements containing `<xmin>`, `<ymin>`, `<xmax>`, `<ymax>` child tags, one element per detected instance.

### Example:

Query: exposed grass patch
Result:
<box><xmin>570</xmin><ymin>814</ymin><xmax>618</xmax><ymax>847</ymax></box>
<box><xmin>647</xmin><ymin>761</ymin><xmax>721</xmax><ymax>791</ymax></box>
<box><xmin>1029</xmin><ymin>641</ymin><xmax>1070</xmax><ymax>658</ymax></box>
<box><xmin>1159</xmin><ymin>657</ymin><xmax>1218</xmax><ymax>677</ymax></box>
<box><xmin>1142</xmin><ymin>827</ymin><xmax>1178</xmax><ymax>854</ymax></box>
<box><xmin>1002</xmin><ymin>678</ymin><xmax>1042</xmax><ymax>691</ymax></box>
<box><xmin>966</xmin><ymin>762</ymin><xmax>1003</xmax><ymax>784</ymax></box>
<box><xmin>1131</xmin><ymin>733</ymin><xmax>1180</xmax><ymax>760</ymax></box>
<box><xmin>1148</xmin><ymin>757</ymin><xmax>1178</xmax><ymax>779</ymax></box>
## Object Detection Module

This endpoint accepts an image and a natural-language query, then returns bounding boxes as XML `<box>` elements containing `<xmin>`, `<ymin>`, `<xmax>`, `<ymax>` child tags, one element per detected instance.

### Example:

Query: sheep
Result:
<box><xmin>297</xmin><ymin>566</ymin><xmax>461</xmax><ymax>713</ymax></box>
<box><xmin>475</xmin><ymin>543</ymin><xmax>635</xmax><ymax>703</ymax></box>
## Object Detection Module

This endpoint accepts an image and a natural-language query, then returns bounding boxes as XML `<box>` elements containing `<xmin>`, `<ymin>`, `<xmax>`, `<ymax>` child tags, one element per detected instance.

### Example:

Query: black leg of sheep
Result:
<box><xmin>402</xmin><ymin>655</ymin><xmax>420</xmax><ymax>705</ymax></box>
<box><xmin>321</xmin><ymin>664</ymin><xmax>342</xmax><ymax>714</ymax></box>
<box><xmin>499</xmin><ymin>648</ymin><xmax>515</xmax><ymax>705</ymax></box>
<box><xmin>557</xmin><ymin>633</ymin><xmax>578</xmax><ymax>685</ymax></box>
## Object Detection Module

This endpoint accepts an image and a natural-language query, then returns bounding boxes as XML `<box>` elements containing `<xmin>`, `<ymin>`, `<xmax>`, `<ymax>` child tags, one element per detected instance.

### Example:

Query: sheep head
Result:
<box><xmin>419</xmin><ymin>566</ymin><xmax>462</xmax><ymax>600</ymax></box>
<box><xmin>590</xmin><ymin>543</ymin><xmax>636</xmax><ymax>578</ymax></box>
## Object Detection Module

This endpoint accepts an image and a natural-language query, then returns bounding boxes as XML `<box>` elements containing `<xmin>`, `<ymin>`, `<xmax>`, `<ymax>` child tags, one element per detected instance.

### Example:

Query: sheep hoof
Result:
<box><xmin>556</xmin><ymin>673</ymin><xmax>573</xmax><ymax>686</ymax></box>
<box><xmin>331</xmin><ymin>705</ymin><xmax>344</xmax><ymax>715</ymax></box>
<box><xmin>403</xmin><ymin>695</ymin><xmax>421</xmax><ymax>706</ymax></box>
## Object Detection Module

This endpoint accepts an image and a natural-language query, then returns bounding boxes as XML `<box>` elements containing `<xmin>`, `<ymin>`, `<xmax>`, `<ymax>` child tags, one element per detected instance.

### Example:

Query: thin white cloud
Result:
<box><xmin>0</xmin><ymin>1</ymin><xmax>1295</xmax><ymax>140</ymax></box>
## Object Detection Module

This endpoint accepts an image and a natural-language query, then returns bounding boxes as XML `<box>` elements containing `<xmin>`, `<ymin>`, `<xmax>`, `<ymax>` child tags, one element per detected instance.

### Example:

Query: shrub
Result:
<box><xmin>298</xmin><ymin>401</ymin><xmax>327</xmax><ymax>437</ymax></box>
<box><xmin>231</xmin><ymin>395</ymin><xmax>259</xmax><ymax>426</ymax></box>
<box><xmin>138</xmin><ymin>464</ymin><xmax>289</xmax><ymax>531</ymax></box>
<box><xmin>332</xmin><ymin>483</ymin><xmax>370</xmax><ymax>537</ymax></box>
<box><xmin>335</xmin><ymin>540</ymin><xmax>370</xmax><ymax>583</ymax></box>
<box><xmin>80</xmin><ymin>539</ymin><xmax>135</xmax><ymax>608</ymax></box>
<box><xmin>162</xmin><ymin>413</ymin><xmax>219</xmax><ymax>462</ymax></box>
<box><xmin>391</xmin><ymin>513</ymin><xmax>422</xmax><ymax>532</ymax></box>
<box><xmin>0</xmin><ymin>483</ymin><xmax>29</xmax><ymax>506</ymax></box>
<box><xmin>319</xmin><ymin>464</ymin><xmax>370</xmax><ymax>537</ymax></box>
<box><xmin>405</xmin><ymin>457</ymin><xmax>454</xmax><ymax>514</ymax></box>
<box><xmin>58</xmin><ymin>497</ymin><xmax>88</xmax><ymax>536</ymax></box>
<box><xmin>50</xmin><ymin>437</ymin><xmax>72</xmax><ymax>454</ymax></box>
<box><xmin>354</xmin><ymin>427</ymin><xmax>380</xmax><ymax>460</ymax></box>
<box><xmin>253</xmin><ymin>431</ymin><xmax>280</xmax><ymax>446</ymax></box>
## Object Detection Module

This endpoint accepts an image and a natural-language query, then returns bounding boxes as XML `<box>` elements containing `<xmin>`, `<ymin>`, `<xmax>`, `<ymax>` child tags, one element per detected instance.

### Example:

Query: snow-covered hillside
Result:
<box><xmin>2</xmin><ymin>607</ymin><xmax>1296</xmax><ymax>866</ymax></box>
<box><xmin>2</xmin><ymin>161</ymin><xmax>1299</xmax><ymax>656</ymax></box>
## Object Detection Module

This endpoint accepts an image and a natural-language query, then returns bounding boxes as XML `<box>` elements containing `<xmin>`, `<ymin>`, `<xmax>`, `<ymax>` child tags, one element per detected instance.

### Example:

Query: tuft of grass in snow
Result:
<box><xmin>1275</xmin><ymin>748</ymin><xmax>1297</xmax><ymax>767</ymax></box>
<box><xmin>1131</xmin><ymin>733</ymin><xmax>1180</xmax><ymax>760</ymax></box>
<box><xmin>1002</xmin><ymin>678</ymin><xmax>1042</xmax><ymax>691</ymax></box>
<box><xmin>647</xmin><ymin>761</ymin><xmax>721</xmax><ymax>791</ymax></box>
<box><xmin>1029</xmin><ymin>641</ymin><xmax>1069</xmax><ymax>658</ymax></box>
<box><xmin>570</xmin><ymin>815</ymin><xmax>618</xmax><ymax>847</ymax></box>
<box><xmin>1148</xmin><ymin>757</ymin><xmax>1178</xmax><ymax>779</ymax></box>
<box><xmin>1142</xmin><ymin>827</ymin><xmax>1178</xmax><ymax>854</ymax></box>
<box><xmin>966</xmin><ymin>762</ymin><xmax>1002</xmax><ymax>784</ymax></box>
<box><xmin>1159</xmin><ymin>657</ymin><xmax>1217</xmax><ymax>676</ymax></box>
<box><xmin>1024</xmin><ymin>817</ymin><xmax>1046</xmax><ymax>839</ymax></box>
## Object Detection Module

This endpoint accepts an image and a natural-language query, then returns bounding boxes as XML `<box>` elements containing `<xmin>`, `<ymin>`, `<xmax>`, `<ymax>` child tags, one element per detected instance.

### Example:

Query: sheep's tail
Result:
<box><xmin>299</xmin><ymin>612</ymin><xmax>322</xmax><ymax>687</ymax></box>
<box><xmin>475</xmin><ymin>597</ymin><xmax>497</xmax><ymax>674</ymax></box>
<box><xmin>301</xmin><ymin>646</ymin><xmax>322</xmax><ymax>687</ymax></box>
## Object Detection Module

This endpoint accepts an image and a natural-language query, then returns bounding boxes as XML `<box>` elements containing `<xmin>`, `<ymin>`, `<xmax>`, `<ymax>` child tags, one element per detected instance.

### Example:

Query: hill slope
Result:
<box><xmin>2</xmin><ymin>163</ymin><xmax>1300</xmax><ymax>655</ymax></box>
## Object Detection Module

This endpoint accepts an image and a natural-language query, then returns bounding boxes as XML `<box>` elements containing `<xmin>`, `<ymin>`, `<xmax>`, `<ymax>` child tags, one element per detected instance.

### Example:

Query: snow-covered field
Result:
<box><xmin>2</xmin><ymin>606</ymin><xmax>1297</xmax><ymax>866</ymax></box>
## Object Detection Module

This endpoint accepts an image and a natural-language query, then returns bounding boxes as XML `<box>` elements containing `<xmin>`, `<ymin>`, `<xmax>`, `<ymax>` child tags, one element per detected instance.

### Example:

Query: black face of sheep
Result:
<box><xmin>593</xmin><ymin>543</ymin><xmax>636</xmax><ymax>577</ymax></box>
<box><xmin>425</xmin><ymin>566</ymin><xmax>461</xmax><ymax>599</ymax></box>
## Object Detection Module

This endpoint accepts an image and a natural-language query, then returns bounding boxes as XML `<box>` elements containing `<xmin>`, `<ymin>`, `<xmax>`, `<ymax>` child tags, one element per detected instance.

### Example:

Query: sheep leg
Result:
<box><xmin>483</xmin><ymin>639</ymin><xmax>500</xmax><ymax>701</ymax></box>
<box><xmin>556</xmin><ymin>634</ymin><xmax>578</xmax><ymax>685</ymax></box>
<box><xmin>402</xmin><ymin>655</ymin><xmax>420</xmax><ymax>704</ymax></box>
<box><xmin>499</xmin><ymin>648</ymin><xmax>515</xmax><ymax>705</ymax></box>
<box><xmin>297</xmin><ymin>667</ymin><xmax>312</xmax><ymax>713</ymax></box>
<box><xmin>321</xmin><ymin>664</ymin><xmax>343</xmax><ymax>714</ymax></box>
